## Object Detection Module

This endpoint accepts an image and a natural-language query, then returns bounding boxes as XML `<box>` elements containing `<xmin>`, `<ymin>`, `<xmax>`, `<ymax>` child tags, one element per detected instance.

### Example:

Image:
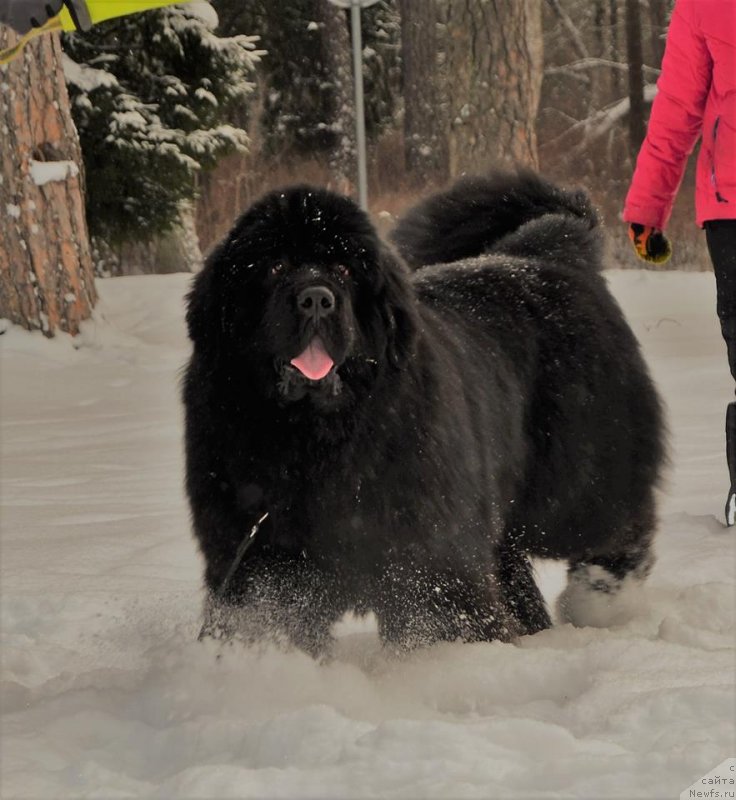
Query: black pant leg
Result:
<box><xmin>705</xmin><ymin>220</ymin><xmax>736</xmax><ymax>497</ymax></box>
<box><xmin>727</xmin><ymin>403</ymin><xmax>736</xmax><ymax>491</ymax></box>
<box><xmin>705</xmin><ymin>220</ymin><xmax>736</xmax><ymax>384</ymax></box>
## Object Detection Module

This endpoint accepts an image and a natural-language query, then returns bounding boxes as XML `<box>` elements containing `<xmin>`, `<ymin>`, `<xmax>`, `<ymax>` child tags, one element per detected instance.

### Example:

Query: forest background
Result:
<box><xmin>1</xmin><ymin>0</ymin><xmax>705</xmax><ymax>338</ymax></box>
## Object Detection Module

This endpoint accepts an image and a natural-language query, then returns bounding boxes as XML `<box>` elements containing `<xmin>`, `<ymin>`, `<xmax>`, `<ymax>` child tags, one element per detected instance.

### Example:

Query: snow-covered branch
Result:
<box><xmin>546</xmin><ymin>58</ymin><xmax>661</xmax><ymax>78</ymax></box>
<box><xmin>541</xmin><ymin>83</ymin><xmax>659</xmax><ymax>155</ymax></box>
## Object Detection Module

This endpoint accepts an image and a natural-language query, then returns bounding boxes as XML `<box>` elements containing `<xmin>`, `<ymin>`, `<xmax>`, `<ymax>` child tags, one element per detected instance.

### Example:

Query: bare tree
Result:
<box><xmin>610</xmin><ymin>0</ymin><xmax>622</xmax><ymax>94</ymax></box>
<box><xmin>625</xmin><ymin>0</ymin><xmax>646</xmax><ymax>154</ymax></box>
<box><xmin>0</xmin><ymin>29</ymin><xmax>96</xmax><ymax>336</ymax></box>
<box><xmin>399</xmin><ymin>0</ymin><xmax>448</xmax><ymax>186</ymax></box>
<box><xmin>441</xmin><ymin>0</ymin><xmax>544</xmax><ymax>173</ymax></box>
<box><xmin>648</xmin><ymin>0</ymin><xmax>669</xmax><ymax>66</ymax></box>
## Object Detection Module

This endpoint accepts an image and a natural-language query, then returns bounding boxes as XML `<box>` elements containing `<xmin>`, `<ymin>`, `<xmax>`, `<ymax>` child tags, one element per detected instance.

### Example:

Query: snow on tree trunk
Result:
<box><xmin>399</xmin><ymin>0</ymin><xmax>449</xmax><ymax>186</ymax></box>
<box><xmin>0</xmin><ymin>29</ymin><xmax>96</xmax><ymax>337</ymax></box>
<box><xmin>441</xmin><ymin>0</ymin><xmax>543</xmax><ymax>173</ymax></box>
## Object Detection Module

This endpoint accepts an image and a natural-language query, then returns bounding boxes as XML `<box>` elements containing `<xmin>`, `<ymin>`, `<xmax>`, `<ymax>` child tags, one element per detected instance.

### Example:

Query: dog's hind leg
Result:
<box><xmin>497</xmin><ymin>543</ymin><xmax>552</xmax><ymax>636</ymax></box>
<box><xmin>557</xmin><ymin>505</ymin><xmax>656</xmax><ymax>628</ymax></box>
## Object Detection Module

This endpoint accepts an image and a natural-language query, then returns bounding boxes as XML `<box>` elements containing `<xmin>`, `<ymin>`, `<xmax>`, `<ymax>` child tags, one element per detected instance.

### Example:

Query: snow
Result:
<box><xmin>183</xmin><ymin>1</ymin><xmax>219</xmax><ymax>30</ymax></box>
<box><xmin>62</xmin><ymin>54</ymin><xmax>119</xmax><ymax>93</ymax></box>
<box><xmin>194</xmin><ymin>87</ymin><xmax>218</xmax><ymax>107</ymax></box>
<box><xmin>556</xmin><ymin>563</ymin><xmax>649</xmax><ymax>629</ymax></box>
<box><xmin>583</xmin><ymin>84</ymin><xmax>658</xmax><ymax>139</ymax></box>
<box><xmin>680</xmin><ymin>758</ymin><xmax>735</xmax><ymax>799</ymax></box>
<box><xmin>29</xmin><ymin>159</ymin><xmax>79</xmax><ymax>186</ymax></box>
<box><xmin>111</xmin><ymin>109</ymin><xmax>149</xmax><ymax>132</ymax></box>
<box><xmin>546</xmin><ymin>84</ymin><xmax>659</xmax><ymax>153</ymax></box>
<box><xmin>0</xmin><ymin>270</ymin><xmax>734</xmax><ymax>798</ymax></box>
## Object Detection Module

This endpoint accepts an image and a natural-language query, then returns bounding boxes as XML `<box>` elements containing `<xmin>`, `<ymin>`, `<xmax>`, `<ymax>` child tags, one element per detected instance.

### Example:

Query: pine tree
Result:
<box><xmin>0</xmin><ymin>29</ymin><xmax>96</xmax><ymax>337</ymax></box>
<box><xmin>313</xmin><ymin>1</ymin><xmax>356</xmax><ymax>190</ymax></box>
<box><xmin>440</xmin><ymin>0</ymin><xmax>543</xmax><ymax>172</ymax></box>
<box><xmin>399</xmin><ymin>0</ymin><xmax>448</xmax><ymax>186</ymax></box>
<box><xmin>62</xmin><ymin>3</ymin><xmax>260</xmax><ymax>247</ymax></box>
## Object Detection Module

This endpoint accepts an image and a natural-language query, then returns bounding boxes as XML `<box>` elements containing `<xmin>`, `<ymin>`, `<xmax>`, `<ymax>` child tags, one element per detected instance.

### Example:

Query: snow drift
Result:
<box><xmin>0</xmin><ymin>270</ymin><xmax>733</xmax><ymax>798</ymax></box>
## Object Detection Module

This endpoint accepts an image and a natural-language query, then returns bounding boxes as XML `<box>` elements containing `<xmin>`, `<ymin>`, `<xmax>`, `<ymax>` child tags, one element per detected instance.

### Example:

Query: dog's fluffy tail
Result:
<box><xmin>391</xmin><ymin>170</ymin><xmax>603</xmax><ymax>272</ymax></box>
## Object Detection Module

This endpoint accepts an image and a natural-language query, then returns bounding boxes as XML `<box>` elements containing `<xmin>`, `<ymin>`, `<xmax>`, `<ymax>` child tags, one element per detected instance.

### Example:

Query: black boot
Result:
<box><xmin>726</xmin><ymin>402</ymin><xmax>736</xmax><ymax>526</ymax></box>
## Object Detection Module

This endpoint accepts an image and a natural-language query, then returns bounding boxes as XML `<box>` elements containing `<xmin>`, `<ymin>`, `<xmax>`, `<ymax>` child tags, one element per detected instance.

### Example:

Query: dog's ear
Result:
<box><xmin>379</xmin><ymin>248</ymin><xmax>419</xmax><ymax>369</ymax></box>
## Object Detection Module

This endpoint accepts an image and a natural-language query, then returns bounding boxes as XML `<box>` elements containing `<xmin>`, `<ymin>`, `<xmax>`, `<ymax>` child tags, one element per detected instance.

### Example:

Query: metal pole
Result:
<box><xmin>350</xmin><ymin>0</ymin><xmax>368</xmax><ymax>210</ymax></box>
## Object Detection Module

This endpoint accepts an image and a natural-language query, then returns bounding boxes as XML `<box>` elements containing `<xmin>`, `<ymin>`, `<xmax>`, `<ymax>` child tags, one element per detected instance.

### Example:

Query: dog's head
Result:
<box><xmin>186</xmin><ymin>186</ymin><xmax>417</xmax><ymax>409</ymax></box>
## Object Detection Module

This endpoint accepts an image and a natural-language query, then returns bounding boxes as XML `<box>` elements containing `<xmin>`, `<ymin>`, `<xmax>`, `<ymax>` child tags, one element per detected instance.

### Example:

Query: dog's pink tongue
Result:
<box><xmin>290</xmin><ymin>337</ymin><xmax>334</xmax><ymax>381</ymax></box>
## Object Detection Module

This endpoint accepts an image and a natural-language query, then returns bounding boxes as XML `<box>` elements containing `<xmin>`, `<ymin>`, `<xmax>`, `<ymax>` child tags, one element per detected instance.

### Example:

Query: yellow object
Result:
<box><xmin>0</xmin><ymin>0</ymin><xmax>192</xmax><ymax>64</ymax></box>
<box><xmin>627</xmin><ymin>223</ymin><xmax>673</xmax><ymax>265</ymax></box>
<box><xmin>58</xmin><ymin>0</ymin><xmax>191</xmax><ymax>30</ymax></box>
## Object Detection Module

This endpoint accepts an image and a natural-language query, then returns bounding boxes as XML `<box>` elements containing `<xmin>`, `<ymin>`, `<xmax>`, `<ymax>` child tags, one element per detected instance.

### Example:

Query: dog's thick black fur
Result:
<box><xmin>183</xmin><ymin>171</ymin><xmax>665</xmax><ymax>658</ymax></box>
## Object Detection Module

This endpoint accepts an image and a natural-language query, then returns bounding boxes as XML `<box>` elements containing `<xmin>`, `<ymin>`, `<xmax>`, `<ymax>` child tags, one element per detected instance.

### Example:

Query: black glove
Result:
<box><xmin>0</xmin><ymin>0</ymin><xmax>63</xmax><ymax>32</ymax></box>
<box><xmin>0</xmin><ymin>0</ymin><xmax>90</xmax><ymax>34</ymax></box>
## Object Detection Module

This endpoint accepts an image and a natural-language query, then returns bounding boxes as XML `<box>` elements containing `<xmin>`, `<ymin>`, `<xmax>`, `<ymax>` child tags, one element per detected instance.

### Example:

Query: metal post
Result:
<box><xmin>328</xmin><ymin>0</ymin><xmax>377</xmax><ymax>209</ymax></box>
<box><xmin>350</xmin><ymin>0</ymin><xmax>368</xmax><ymax>210</ymax></box>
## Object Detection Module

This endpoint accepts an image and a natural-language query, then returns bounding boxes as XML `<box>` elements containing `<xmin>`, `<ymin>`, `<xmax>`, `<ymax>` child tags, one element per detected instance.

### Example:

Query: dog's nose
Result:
<box><xmin>296</xmin><ymin>286</ymin><xmax>335</xmax><ymax>320</ymax></box>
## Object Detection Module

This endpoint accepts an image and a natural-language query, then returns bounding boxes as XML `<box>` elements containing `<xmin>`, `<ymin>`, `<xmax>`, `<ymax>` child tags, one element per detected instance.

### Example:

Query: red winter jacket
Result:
<box><xmin>623</xmin><ymin>0</ymin><xmax>736</xmax><ymax>230</ymax></box>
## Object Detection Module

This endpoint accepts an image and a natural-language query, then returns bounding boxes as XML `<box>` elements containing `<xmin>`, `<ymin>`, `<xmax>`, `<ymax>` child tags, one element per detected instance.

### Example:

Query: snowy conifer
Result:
<box><xmin>215</xmin><ymin>0</ymin><xmax>399</xmax><ymax>160</ymax></box>
<box><xmin>62</xmin><ymin>2</ymin><xmax>260</xmax><ymax>246</ymax></box>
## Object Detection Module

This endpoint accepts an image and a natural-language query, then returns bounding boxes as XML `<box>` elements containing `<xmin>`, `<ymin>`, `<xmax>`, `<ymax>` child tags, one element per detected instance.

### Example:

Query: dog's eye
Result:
<box><xmin>270</xmin><ymin>263</ymin><xmax>285</xmax><ymax>277</ymax></box>
<box><xmin>337</xmin><ymin>264</ymin><xmax>350</xmax><ymax>278</ymax></box>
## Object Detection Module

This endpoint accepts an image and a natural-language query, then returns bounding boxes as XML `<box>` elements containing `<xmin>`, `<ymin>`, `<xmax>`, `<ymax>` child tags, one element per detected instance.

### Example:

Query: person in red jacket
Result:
<box><xmin>623</xmin><ymin>0</ymin><xmax>736</xmax><ymax>526</ymax></box>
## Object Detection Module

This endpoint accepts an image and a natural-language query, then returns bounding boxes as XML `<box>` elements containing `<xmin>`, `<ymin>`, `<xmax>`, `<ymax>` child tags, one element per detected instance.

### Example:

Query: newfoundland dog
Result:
<box><xmin>183</xmin><ymin>171</ymin><xmax>664</xmax><ymax>657</ymax></box>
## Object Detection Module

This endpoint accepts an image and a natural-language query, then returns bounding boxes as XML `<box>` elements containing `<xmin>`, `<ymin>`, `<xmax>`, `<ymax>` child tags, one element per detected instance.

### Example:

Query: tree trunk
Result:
<box><xmin>0</xmin><ymin>29</ymin><xmax>96</xmax><ymax>337</ymax></box>
<box><xmin>648</xmin><ymin>0</ymin><xmax>668</xmax><ymax>66</ymax></box>
<box><xmin>316</xmin><ymin>1</ymin><xmax>356</xmax><ymax>193</ymax></box>
<box><xmin>399</xmin><ymin>0</ymin><xmax>448</xmax><ymax>187</ymax></box>
<box><xmin>594</xmin><ymin>0</ymin><xmax>606</xmax><ymax>56</ymax></box>
<box><xmin>441</xmin><ymin>0</ymin><xmax>543</xmax><ymax>174</ymax></box>
<box><xmin>625</xmin><ymin>0</ymin><xmax>646</xmax><ymax>155</ymax></box>
<box><xmin>610</xmin><ymin>0</ymin><xmax>622</xmax><ymax>95</ymax></box>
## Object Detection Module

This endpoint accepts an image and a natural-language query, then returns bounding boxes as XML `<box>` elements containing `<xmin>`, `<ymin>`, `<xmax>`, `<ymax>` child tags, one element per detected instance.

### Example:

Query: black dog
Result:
<box><xmin>183</xmin><ymin>171</ymin><xmax>665</xmax><ymax>657</ymax></box>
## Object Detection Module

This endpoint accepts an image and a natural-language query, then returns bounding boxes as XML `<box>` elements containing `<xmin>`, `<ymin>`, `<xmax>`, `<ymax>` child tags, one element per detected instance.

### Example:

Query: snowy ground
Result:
<box><xmin>1</xmin><ymin>270</ymin><xmax>734</xmax><ymax>799</ymax></box>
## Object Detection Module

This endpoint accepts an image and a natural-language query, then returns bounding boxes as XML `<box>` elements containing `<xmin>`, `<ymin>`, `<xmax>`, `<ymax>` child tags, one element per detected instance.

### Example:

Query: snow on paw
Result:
<box><xmin>556</xmin><ymin>564</ymin><xmax>647</xmax><ymax>628</ymax></box>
